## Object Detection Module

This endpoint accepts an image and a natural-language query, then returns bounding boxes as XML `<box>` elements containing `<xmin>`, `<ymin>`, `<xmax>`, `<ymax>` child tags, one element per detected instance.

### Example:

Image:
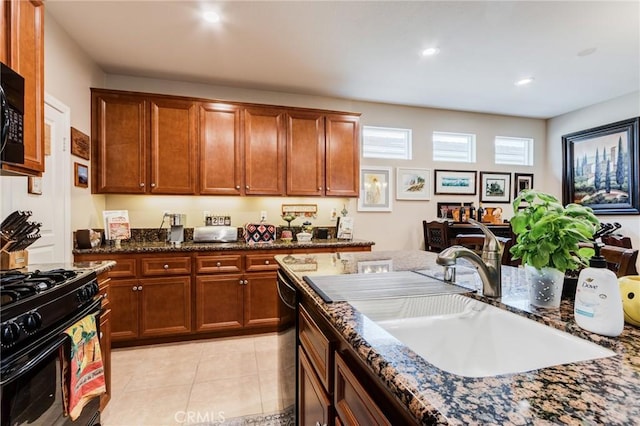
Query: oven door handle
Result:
<box><xmin>277</xmin><ymin>270</ymin><xmax>297</xmax><ymax>310</ymax></box>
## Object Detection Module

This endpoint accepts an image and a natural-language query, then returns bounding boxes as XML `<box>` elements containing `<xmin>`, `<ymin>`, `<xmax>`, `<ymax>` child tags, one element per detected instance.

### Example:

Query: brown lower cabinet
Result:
<box><xmin>96</xmin><ymin>271</ymin><xmax>111</xmax><ymax>411</ymax></box>
<box><xmin>297</xmin><ymin>300</ymin><xmax>415</xmax><ymax>426</ymax></box>
<box><xmin>74</xmin><ymin>245</ymin><xmax>372</xmax><ymax>347</ymax></box>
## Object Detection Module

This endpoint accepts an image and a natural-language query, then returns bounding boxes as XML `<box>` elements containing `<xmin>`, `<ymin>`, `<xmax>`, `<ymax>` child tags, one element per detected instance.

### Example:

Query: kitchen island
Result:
<box><xmin>276</xmin><ymin>250</ymin><xmax>640</xmax><ymax>425</ymax></box>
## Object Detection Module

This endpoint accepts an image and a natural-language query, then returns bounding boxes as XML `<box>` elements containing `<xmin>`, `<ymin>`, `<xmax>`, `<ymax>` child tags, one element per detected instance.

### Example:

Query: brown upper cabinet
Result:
<box><xmin>91</xmin><ymin>89</ymin><xmax>198</xmax><ymax>194</ymax></box>
<box><xmin>1</xmin><ymin>0</ymin><xmax>45</xmax><ymax>177</ymax></box>
<box><xmin>91</xmin><ymin>89</ymin><xmax>360</xmax><ymax>197</ymax></box>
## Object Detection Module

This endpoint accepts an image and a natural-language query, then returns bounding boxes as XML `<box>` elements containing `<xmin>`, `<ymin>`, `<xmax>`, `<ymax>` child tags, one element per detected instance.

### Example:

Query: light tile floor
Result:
<box><xmin>102</xmin><ymin>333</ymin><xmax>287</xmax><ymax>426</ymax></box>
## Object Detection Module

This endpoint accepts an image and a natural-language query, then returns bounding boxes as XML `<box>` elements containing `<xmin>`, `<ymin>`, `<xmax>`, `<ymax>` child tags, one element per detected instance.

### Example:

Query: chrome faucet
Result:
<box><xmin>436</xmin><ymin>219</ymin><xmax>503</xmax><ymax>298</ymax></box>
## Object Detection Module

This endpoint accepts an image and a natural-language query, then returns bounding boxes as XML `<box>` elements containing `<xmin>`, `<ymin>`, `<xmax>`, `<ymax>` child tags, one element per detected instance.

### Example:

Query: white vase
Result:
<box><xmin>525</xmin><ymin>265</ymin><xmax>565</xmax><ymax>308</ymax></box>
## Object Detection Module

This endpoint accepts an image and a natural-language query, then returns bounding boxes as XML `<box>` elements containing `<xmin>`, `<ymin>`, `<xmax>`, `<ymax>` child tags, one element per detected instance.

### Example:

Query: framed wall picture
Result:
<box><xmin>358</xmin><ymin>166</ymin><xmax>392</xmax><ymax>211</ymax></box>
<box><xmin>74</xmin><ymin>162</ymin><xmax>89</xmax><ymax>188</ymax></box>
<box><xmin>480</xmin><ymin>171</ymin><xmax>511</xmax><ymax>203</ymax></box>
<box><xmin>70</xmin><ymin>127</ymin><xmax>91</xmax><ymax>160</ymax></box>
<box><xmin>27</xmin><ymin>177</ymin><xmax>43</xmax><ymax>195</ymax></box>
<box><xmin>434</xmin><ymin>170</ymin><xmax>477</xmax><ymax>195</ymax></box>
<box><xmin>514</xmin><ymin>173</ymin><xmax>534</xmax><ymax>198</ymax></box>
<box><xmin>562</xmin><ymin>117</ymin><xmax>639</xmax><ymax>215</ymax></box>
<box><xmin>396</xmin><ymin>167</ymin><xmax>431</xmax><ymax>200</ymax></box>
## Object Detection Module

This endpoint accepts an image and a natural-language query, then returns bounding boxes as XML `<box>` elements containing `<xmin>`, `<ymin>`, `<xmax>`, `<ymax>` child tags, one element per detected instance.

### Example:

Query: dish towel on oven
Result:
<box><xmin>60</xmin><ymin>314</ymin><xmax>106</xmax><ymax>420</ymax></box>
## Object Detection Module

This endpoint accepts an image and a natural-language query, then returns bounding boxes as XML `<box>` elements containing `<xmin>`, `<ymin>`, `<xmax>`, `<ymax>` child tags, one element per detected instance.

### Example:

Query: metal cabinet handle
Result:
<box><xmin>265</xmin><ymin>260</ymin><xmax>270</xmax><ymax>265</ymax></box>
<box><xmin>236</xmin><ymin>185</ymin><xmax>240</xmax><ymax>189</ymax></box>
<box><xmin>163</xmin><ymin>264</ymin><xmax>169</xmax><ymax>269</ymax></box>
<box><xmin>151</xmin><ymin>183</ymin><xmax>156</xmax><ymax>187</ymax></box>
<box><xmin>239</xmin><ymin>279</ymin><xmax>244</xmax><ymax>285</ymax></box>
<box><xmin>318</xmin><ymin>187</ymin><xmax>322</xmax><ymax>190</ymax></box>
<box><xmin>132</xmin><ymin>286</ymin><xmax>137</xmax><ymax>291</ymax></box>
<box><xmin>245</xmin><ymin>185</ymin><xmax>250</xmax><ymax>189</ymax></box>
<box><xmin>243</xmin><ymin>279</ymin><xmax>248</xmax><ymax>285</ymax></box>
<box><xmin>216</xmin><ymin>262</ymin><xmax>222</xmax><ymax>267</ymax></box>
<box><xmin>137</xmin><ymin>286</ymin><xmax>143</xmax><ymax>291</ymax></box>
<box><xmin>139</xmin><ymin>183</ymin><xmax>145</xmax><ymax>187</ymax></box>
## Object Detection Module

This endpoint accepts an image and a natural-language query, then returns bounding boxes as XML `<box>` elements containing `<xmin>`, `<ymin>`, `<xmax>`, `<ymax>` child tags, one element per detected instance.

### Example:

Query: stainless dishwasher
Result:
<box><xmin>276</xmin><ymin>269</ymin><xmax>298</xmax><ymax>423</ymax></box>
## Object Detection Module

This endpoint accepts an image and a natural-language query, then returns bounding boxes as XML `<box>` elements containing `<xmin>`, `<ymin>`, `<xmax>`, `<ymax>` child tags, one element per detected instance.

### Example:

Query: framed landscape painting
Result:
<box><xmin>480</xmin><ymin>172</ymin><xmax>511</xmax><ymax>203</ymax></box>
<box><xmin>562</xmin><ymin>117</ymin><xmax>639</xmax><ymax>215</ymax></box>
<box><xmin>396</xmin><ymin>168</ymin><xmax>431</xmax><ymax>200</ymax></box>
<box><xmin>434</xmin><ymin>170</ymin><xmax>477</xmax><ymax>195</ymax></box>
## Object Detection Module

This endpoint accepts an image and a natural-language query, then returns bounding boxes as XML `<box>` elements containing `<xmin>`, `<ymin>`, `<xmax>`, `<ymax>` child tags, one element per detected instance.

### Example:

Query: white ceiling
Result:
<box><xmin>46</xmin><ymin>1</ymin><xmax>640</xmax><ymax>119</ymax></box>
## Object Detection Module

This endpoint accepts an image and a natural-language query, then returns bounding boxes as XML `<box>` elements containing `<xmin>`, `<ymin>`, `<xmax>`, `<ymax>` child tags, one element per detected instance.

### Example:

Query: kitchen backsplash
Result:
<box><xmin>75</xmin><ymin>226</ymin><xmax>338</xmax><ymax>247</ymax></box>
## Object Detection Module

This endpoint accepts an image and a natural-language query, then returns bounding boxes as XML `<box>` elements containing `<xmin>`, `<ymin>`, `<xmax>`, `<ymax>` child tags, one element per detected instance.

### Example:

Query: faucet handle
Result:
<box><xmin>466</xmin><ymin>218</ymin><xmax>503</xmax><ymax>257</ymax></box>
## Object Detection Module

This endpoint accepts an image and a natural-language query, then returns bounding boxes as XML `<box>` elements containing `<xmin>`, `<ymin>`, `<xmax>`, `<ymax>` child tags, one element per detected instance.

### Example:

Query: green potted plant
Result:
<box><xmin>510</xmin><ymin>190</ymin><xmax>599</xmax><ymax>308</ymax></box>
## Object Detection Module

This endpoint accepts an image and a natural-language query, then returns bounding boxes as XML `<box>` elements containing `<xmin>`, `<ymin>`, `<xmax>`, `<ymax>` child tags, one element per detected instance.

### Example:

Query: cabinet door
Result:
<box><xmin>1</xmin><ymin>0</ymin><xmax>44</xmax><ymax>176</ymax></box>
<box><xmin>243</xmin><ymin>107</ymin><xmax>285</xmax><ymax>195</ymax></box>
<box><xmin>0</xmin><ymin>1</ymin><xmax>7</xmax><ymax>64</ymax></box>
<box><xmin>99</xmin><ymin>308</ymin><xmax>112</xmax><ymax>411</ymax></box>
<box><xmin>149</xmin><ymin>98</ymin><xmax>197</xmax><ymax>194</ymax></box>
<box><xmin>199</xmin><ymin>102</ymin><xmax>243</xmax><ymax>195</ymax></box>
<box><xmin>139</xmin><ymin>276</ymin><xmax>192</xmax><ymax>337</ymax></box>
<box><xmin>334</xmin><ymin>353</ymin><xmax>391</xmax><ymax>426</ymax></box>
<box><xmin>325</xmin><ymin>114</ymin><xmax>360</xmax><ymax>197</ymax></box>
<box><xmin>299</xmin><ymin>347</ymin><xmax>331</xmax><ymax>426</ymax></box>
<box><xmin>286</xmin><ymin>111</ymin><xmax>325</xmax><ymax>196</ymax></box>
<box><xmin>195</xmin><ymin>274</ymin><xmax>244</xmax><ymax>332</ymax></box>
<box><xmin>92</xmin><ymin>91</ymin><xmax>147</xmax><ymax>193</ymax></box>
<box><xmin>109</xmin><ymin>279</ymin><xmax>140</xmax><ymax>341</ymax></box>
<box><xmin>244</xmin><ymin>271</ymin><xmax>280</xmax><ymax>328</ymax></box>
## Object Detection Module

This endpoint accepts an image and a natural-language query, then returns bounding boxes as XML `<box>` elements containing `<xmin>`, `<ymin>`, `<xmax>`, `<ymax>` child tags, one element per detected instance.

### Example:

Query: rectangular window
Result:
<box><xmin>362</xmin><ymin>126</ymin><xmax>412</xmax><ymax>159</ymax></box>
<box><xmin>494</xmin><ymin>136</ymin><xmax>534</xmax><ymax>166</ymax></box>
<box><xmin>432</xmin><ymin>131</ymin><xmax>476</xmax><ymax>163</ymax></box>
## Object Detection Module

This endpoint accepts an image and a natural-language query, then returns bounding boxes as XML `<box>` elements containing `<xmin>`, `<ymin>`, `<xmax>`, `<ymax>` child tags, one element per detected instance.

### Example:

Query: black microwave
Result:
<box><xmin>1</xmin><ymin>62</ymin><xmax>25</xmax><ymax>165</ymax></box>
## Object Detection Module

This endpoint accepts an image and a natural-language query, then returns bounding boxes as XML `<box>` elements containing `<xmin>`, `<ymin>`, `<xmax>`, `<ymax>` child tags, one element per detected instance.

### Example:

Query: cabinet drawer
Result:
<box><xmin>245</xmin><ymin>253</ymin><xmax>279</xmax><ymax>271</ymax></box>
<box><xmin>335</xmin><ymin>352</ymin><xmax>391</xmax><ymax>426</ymax></box>
<box><xmin>299</xmin><ymin>305</ymin><xmax>332</xmax><ymax>391</ymax></box>
<box><xmin>108</xmin><ymin>258</ymin><xmax>137</xmax><ymax>278</ymax></box>
<box><xmin>141</xmin><ymin>256</ymin><xmax>191</xmax><ymax>276</ymax></box>
<box><xmin>196</xmin><ymin>255</ymin><xmax>243</xmax><ymax>274</ymax></box>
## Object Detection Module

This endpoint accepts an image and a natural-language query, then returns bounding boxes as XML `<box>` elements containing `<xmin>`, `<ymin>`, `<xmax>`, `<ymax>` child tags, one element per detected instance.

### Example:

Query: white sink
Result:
<box><xmin>349</xmin><ymin>294</ymin><xmax>615</xmax><ymax>377</ymax></box>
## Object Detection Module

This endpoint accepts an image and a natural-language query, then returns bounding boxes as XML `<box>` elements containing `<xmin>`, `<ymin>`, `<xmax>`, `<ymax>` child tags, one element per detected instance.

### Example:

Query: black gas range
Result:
<box><xmin>0</xmin><ymin>268</ymin><xmax>102</xmax><ymax>426</ymax></box>
<box><xmin>0</xmin><ymin>268</ymin><xmax>99</xmax><ymax>352</ymax></box>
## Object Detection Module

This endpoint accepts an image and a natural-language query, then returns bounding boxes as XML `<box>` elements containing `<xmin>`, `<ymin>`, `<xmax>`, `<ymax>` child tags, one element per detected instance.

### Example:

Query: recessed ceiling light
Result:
<box><xmin>515</xmin><ymin>77</ymin><xmax>534</xmax><ymax>86</ymax></box>
<box><xmin>203</xmin><ymin>11</ymin><xmax>220</xmax><ymax>23</ymax></box>
<box><xmin>421</xmin><ymin>47</ymin><xmax>440</xmax><ymax>57</ymax></box>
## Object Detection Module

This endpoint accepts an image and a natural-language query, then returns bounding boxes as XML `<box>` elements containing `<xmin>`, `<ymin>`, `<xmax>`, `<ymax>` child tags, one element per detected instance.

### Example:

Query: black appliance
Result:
<box><xmin>0</xmin><ymin>268</ymin><xmax>102</xmax><ymax>426</ymax></box>
<box><xmin>1</xmin><ymin>62</ymin><xmax>25</xmax><ymax>166</ymax></box>
<box><xmin>276</xmin><ymin>269</ymin><xmax>298</xmax><ymax>423</ymax></box>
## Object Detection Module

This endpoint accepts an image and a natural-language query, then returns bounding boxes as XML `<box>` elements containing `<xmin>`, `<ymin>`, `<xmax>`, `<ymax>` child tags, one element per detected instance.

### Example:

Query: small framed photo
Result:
<box><xmin>396</xmin><ymin>168</ymin><xmax>431</xmax><ymax>200</ymax></box>
<box><xmin>514</xmin><ymin>173</ymin><xmax>534</xmax><ymax>198</ymax></box>
<box><xmin>27</xmin><ymin>177</ymin><xmax>43</xmax><ymax>195</ymax></box>
<box><xmin>74</xmin><ymin>162</ymin><xmax>89</xmax><ymax>188</ymax></box>
<box><xmin>70</xmin><ymin>127</ymin><xmax>91</xmax><ymax>160</ymax></box>
<box><xmin>434</xmin><ymin>170</ymin><xmax>477</xmax><ymax>195</ymax></box>
<box><xmin>480</xmin><ymin>172</ymin><xmax>511</xmax><ymax>203</ymax></box>
<box><xmin>358</xmin><ymin>166</ymin><xmax>392</xmax><ymax>212</ymax></box>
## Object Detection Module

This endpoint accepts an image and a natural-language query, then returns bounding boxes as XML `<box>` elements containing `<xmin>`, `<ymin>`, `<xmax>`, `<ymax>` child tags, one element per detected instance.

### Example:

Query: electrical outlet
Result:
<box><xmin>260</xmin><ymin>210</ymin><xmax>267</xmax><ymax>221</ymax></box>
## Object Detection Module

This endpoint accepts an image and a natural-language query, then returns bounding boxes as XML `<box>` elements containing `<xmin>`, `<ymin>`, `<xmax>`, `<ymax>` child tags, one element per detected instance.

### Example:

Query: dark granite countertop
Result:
<box><xmin>72</xmin><ymin>239</ymin><xmax>374</xmax><ymax>255</ymax></box>
<box><xmin>276</xmin><ymin>250</ymin><xmax>640</xmax><ymax>425</ymax></box>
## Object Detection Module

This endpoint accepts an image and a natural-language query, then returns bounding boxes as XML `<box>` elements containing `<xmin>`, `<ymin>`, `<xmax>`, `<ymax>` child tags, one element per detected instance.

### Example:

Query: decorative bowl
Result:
<box><xmin>296</xmin><ymin>232</ymin><xmax>312</xmax><ymax>242</ymax></box>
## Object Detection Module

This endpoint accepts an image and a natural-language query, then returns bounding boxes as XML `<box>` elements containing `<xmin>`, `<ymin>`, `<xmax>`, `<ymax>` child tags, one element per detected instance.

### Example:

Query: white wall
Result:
<box><xmin>547</xmin><ymin>91</ymin><xmax>640</xmax><ymax>270</ymax></box>
<box><xmin>103</xmin><ymin>75</ymin><xmax>546</xmax><ymax>250</ymax></box>
<box><xmin>43</xmin><ymin>10</ymin><xmax>106</xmax><ymax>230</ymax></box>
